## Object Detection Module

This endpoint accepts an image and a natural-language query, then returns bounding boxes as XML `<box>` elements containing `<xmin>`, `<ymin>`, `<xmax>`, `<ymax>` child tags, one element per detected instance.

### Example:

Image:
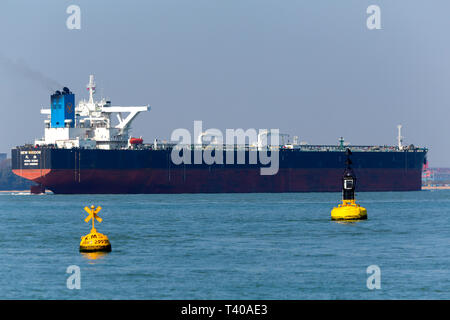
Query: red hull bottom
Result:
<box><xmin>13</xmin><ymin>168</ymin><xmax>422</xmax><ymax>194</ymax></box>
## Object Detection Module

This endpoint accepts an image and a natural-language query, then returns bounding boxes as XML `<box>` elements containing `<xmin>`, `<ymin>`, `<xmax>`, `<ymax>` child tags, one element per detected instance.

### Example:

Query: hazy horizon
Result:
<box><xmin>1</xmin><ymin>0</ymin><xmax>449</xmax><ymax>166</ymax></box>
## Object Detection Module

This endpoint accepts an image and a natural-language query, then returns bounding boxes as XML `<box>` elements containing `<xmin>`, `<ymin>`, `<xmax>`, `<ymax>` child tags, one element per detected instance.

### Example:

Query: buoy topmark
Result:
<box><xmin>331</xmin><ymin>149</ymin><xmax>367</xmax><ymax>221</ymax></box>
<box><xmin>80</xmin><ymin>205</ymin><xmax>111</xmax><ymax>252</ymax></box>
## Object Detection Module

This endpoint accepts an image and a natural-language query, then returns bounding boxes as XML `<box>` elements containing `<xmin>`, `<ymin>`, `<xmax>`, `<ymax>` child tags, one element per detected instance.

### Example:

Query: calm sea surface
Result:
<box><xmin>0</xmin><ymin>190</ymin><xmax>449</xmax><ymax>299</ymax></box>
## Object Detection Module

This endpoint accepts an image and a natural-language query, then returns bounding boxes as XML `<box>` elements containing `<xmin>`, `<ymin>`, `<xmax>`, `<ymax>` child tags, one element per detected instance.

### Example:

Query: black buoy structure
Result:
<box><xmin>331</xmin><ymin>148</ymin><xmax>367</xmax><ymax>220</ymax></box>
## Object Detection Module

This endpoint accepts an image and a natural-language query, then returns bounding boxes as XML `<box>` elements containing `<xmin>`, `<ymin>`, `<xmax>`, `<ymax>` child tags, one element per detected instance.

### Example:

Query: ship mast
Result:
<box><xmin>87</xmin><ymin>75</ymin><xmax>96</xmax><ymax>105</ymax></box>
<box><xmin>397</xmin><ymin>125</ymin><xmax>403</xmax><ymax>150</ymax></box>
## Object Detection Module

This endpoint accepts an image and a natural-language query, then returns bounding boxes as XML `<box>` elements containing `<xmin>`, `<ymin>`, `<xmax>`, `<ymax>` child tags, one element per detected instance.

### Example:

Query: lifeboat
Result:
<box><xmin>129</xmin><ymin>137</ymin><xmax>143</xmax><ymax>145</ymax></box>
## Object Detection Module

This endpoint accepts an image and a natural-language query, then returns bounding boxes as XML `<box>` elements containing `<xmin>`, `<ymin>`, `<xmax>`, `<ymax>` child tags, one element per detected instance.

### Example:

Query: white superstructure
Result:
<box><xmin>35</xmin><ymin>75</ymin><xmax>149</xmax><ymax>150</ymax></box>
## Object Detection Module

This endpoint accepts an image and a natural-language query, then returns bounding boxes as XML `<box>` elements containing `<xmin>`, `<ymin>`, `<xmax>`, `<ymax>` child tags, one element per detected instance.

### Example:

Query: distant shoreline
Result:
<box><xmin>422</xmin><ymin>186</ymin><xmax>450</xmax><ymax>190</ymax></box>
<box><xmin>1</xmin><ymin>188</ymin><xmax>448</xmax><ymax>192</ymax></box>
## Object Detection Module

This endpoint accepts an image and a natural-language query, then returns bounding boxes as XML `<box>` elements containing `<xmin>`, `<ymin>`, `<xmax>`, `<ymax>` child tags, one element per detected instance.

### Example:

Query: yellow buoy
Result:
<box><xmin>331</xmin><ymin>148</ymin><xmax>367</xmax><ymax>221</ymax></box>
<box><xmin>331</xmin><ymin>199</ymin><xmax>367</xmax><ymax>220</ymax></box>
<box><xmin>80</xmin><ymin>205</ymin><xmax>111</xmax><ymax>252</ymax></box>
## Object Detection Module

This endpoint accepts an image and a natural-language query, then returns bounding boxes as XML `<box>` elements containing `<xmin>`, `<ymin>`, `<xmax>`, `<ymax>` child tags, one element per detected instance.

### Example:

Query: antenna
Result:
<box><xmin>397</xmin><ymin>125</ymin><xmax>403</xmax><ymax>150</ymax></box>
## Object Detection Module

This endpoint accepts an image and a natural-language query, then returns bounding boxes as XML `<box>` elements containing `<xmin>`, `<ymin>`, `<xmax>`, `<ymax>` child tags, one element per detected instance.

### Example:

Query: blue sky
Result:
<box><xmin>0</xmin><ymin>0</ymin><xmax>448</xmax><ymax>165</ymax></box>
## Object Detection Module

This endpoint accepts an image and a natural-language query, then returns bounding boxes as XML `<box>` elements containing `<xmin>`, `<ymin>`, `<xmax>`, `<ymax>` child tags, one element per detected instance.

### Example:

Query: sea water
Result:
<box><xmin>0</xmin><ymin>191</ymin><xmax>449</xmax><ymax>299</ymax></box>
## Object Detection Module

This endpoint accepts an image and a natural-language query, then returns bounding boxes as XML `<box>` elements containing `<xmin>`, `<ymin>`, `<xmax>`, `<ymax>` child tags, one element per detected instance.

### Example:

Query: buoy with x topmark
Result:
<box><xmin>79</xmin><ymin>205</ymin><xmax>112</xmax><ymax>252</ymax></box>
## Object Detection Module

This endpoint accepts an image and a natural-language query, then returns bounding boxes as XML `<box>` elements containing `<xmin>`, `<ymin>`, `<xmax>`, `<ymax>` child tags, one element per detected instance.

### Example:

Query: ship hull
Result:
<box><xmin>11</xmin><ymin>148</ymin><xmax>426</xmax><ymax>194</ymax></box>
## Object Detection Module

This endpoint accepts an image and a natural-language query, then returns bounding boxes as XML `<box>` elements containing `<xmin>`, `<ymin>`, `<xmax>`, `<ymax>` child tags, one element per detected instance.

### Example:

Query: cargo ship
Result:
<box><xmin>12</xmin><ymin>76</ymin><xmax>427</xmax><ymax>194</ymax></box>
